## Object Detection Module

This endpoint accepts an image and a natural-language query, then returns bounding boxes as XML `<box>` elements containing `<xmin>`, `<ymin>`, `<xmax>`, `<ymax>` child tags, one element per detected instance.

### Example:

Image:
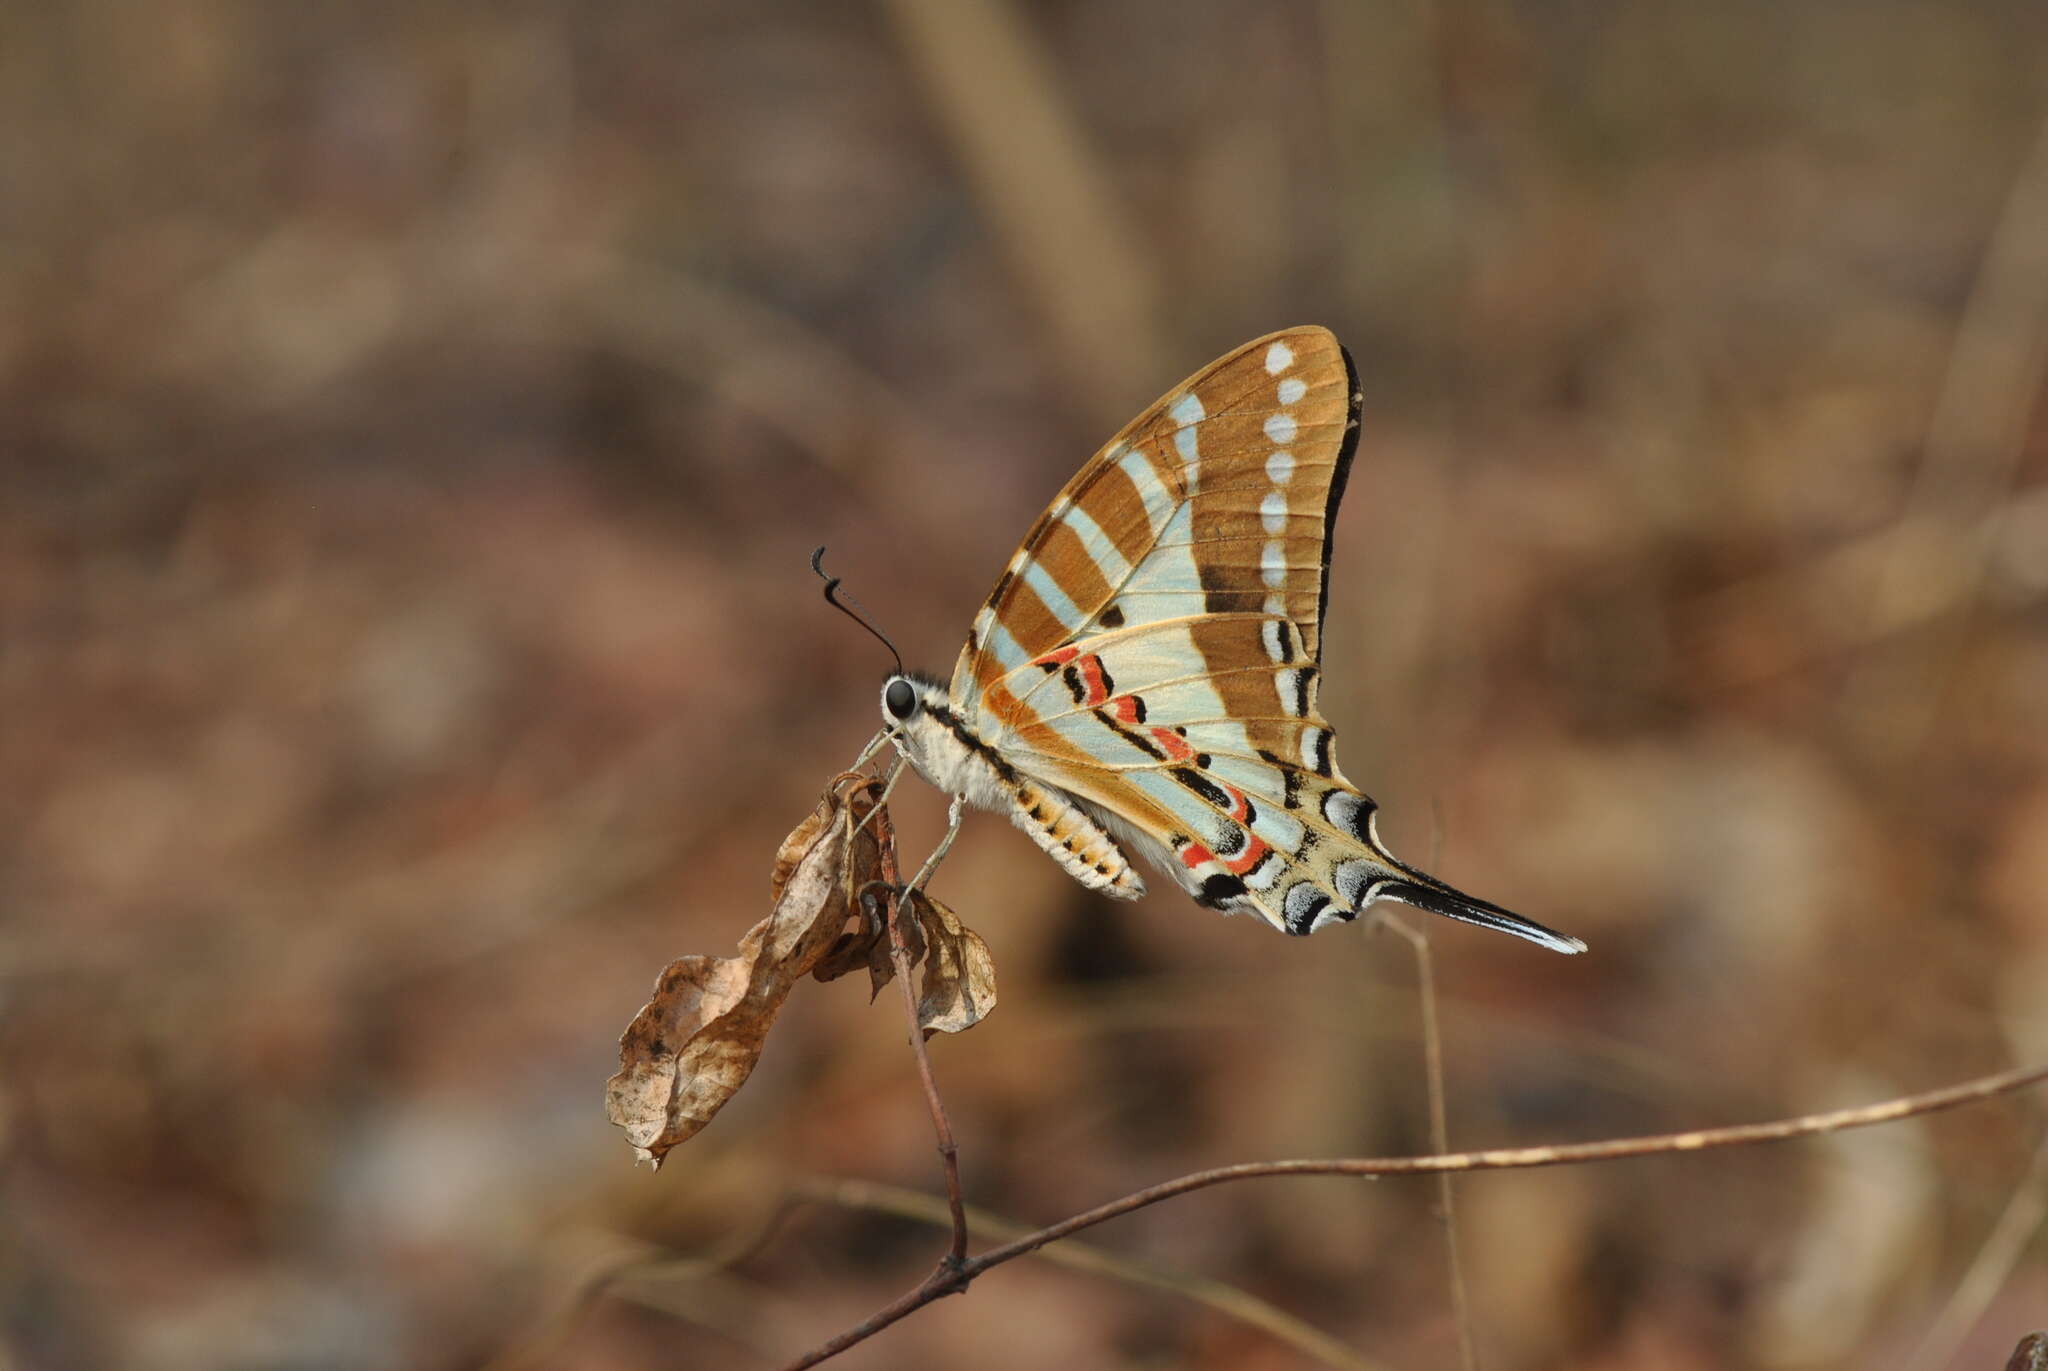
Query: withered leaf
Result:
<box><xmin>909</xmin><ymin>889</ymin><xmax>996</xmax><ymax>1037</ymax></box>
<box><xmin>605</xmin><ymin>774</ymin><xmax>883</xmax><ymax>1167</ymax></box>
<box><xmin>606</xmin><ymin>770</ymin><xmax>1001</xmax><ymax>1166</ymax></box>
<box><xmin>811</xmin><ymin>883</ymin><xmax>993</xmax><ymax>1037</ymax></box>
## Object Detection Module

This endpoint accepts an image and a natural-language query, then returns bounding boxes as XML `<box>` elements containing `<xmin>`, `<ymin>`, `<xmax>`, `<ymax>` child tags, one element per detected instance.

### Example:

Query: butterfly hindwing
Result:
<box><xmin>976</xmin><ymin>611</ymin><xmax>1390</xmax><ymax>934</ymax></box>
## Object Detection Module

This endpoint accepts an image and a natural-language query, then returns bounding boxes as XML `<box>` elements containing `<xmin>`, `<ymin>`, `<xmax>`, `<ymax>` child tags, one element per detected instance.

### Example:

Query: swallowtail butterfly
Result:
<box><xmin>878</xmin><ymin>327</ymin><xmax>1583</xmax><ymax>952</ymax></box>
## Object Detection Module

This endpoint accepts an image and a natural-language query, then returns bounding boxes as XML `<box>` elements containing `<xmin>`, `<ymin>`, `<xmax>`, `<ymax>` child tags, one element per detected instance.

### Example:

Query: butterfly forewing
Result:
<box><xmin>949</xmin><ymin>327</ymin><xmax>1356</xmax><ymax>714</ymax></box>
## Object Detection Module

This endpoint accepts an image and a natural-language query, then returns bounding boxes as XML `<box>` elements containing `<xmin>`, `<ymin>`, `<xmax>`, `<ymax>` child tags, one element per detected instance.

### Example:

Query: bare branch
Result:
<box><xmin>870</xmin><ymin>805</ymin><xmax>969</xmax><ymax>1265</ymax></box>
<box><xmin>793</xmin><ymin>1175</ymin><xmax>1389</xmax><ymax>1371</ymax></box>
<box><xmin>776</xmin><ymin>1059</ymin><xmax>2048</xmax><ymax>1370</ymax></box>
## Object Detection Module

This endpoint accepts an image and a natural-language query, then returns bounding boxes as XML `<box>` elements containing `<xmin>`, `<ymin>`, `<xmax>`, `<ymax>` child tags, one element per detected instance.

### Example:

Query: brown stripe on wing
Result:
<box><xmin>1036</xmin><ymin>517</ymin><xmax>1115</xmax><ymax>622</ymax></box>
<box><xmin>1074</xmin><ymin>453</ymin><xmax>1170</xmax><ymax>572</ymax></box>
<box><xmin>1183</xmin><ymin>617</ymin><xmax>1286</xmax><ymax>720</ymax></box>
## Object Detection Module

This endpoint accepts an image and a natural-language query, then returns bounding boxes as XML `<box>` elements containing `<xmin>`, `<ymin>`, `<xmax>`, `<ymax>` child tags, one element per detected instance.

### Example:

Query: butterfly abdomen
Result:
<box><xmin>1006</xmin><ymin>779</ymin><xmax>1144</xmax><ymax>899</ymax></box>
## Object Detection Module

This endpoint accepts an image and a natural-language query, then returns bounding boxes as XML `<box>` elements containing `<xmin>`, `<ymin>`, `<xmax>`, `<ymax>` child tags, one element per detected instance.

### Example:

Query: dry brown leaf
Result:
<box><xmin>604</xmin><ymin>774</ymin><xmax>883</xmax><ymax>1167</ymax></box>
<box><xmin>810</xmin><ymin>882</ymin><xmax>922</xmax><ymax>997</ymax></box>
<box><xmin>811</xmin><ymin>882</ymin><xmax>994</xmax><ymax>1037</ymax></box>
<box><xmin>605</xmin><ymin>772</ymin><xmax>998</xmax><ymax>1166</ymax></box>
<box><xmin>910</xmin><ymin>890</ymin><xmax>996</xmax><ymax>1037</ymax></box>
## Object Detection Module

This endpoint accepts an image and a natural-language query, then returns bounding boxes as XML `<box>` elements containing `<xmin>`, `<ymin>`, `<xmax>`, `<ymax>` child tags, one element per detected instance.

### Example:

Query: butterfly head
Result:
<box><xmin>878</xmin><ymin>672</ymin><xmax>1002</xmax><ymax>805</ymax></box>
<box><xmin>879</xmin><ymin>672</ymin><xmax>949</xmax><ymax>733</ymax></box>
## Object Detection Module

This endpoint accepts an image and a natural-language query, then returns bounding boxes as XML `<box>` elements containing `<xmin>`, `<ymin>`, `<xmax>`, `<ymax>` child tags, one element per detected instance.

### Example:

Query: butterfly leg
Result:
<box><xmin>852</xmin><ymin>756</ymin><xmax>910</xmax><ymax>842</ymax></box>
<box><xmin>905</xmin><ymin>793</ymin><xmax>966</xmax><ymax>894</ymax></box>
<box><xmin>850</xmin><ymin>726</ymin><xmax>893</xmax><ymax>772</ymax></box>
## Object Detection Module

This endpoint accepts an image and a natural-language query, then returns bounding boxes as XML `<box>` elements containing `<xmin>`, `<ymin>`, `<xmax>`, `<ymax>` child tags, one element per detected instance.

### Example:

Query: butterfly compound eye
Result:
<box><xmin>883</xmin><ymin>678</ymin><xmax>917</xmax><ymax>721</ymax></box>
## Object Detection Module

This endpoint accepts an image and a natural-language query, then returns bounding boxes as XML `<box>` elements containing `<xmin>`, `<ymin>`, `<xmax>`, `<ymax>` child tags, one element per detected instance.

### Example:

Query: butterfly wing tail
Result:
<box><xmin>1375</xmin><ymin>866</ymin><xmax>1587</xmax><ymax>955</ymax></box>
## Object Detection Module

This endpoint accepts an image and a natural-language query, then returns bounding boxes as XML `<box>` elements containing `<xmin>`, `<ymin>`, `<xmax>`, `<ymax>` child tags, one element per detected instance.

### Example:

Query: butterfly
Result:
<box><xmin>875</xmin><ymin>326</ymin><xmax>1583</xmax><ymax>954</ymax></box>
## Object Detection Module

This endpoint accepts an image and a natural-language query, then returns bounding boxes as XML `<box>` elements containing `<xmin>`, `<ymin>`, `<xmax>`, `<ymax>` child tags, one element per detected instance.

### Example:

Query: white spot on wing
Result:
<box><xmin>1266</xmin><ymin>449</ymin><xmax>1294</xmax><ymax>484</ymax></box>
<box><xmin>1264</xmin><ymin>413</ymin><xmax>1297</xmax><ymax>445</ymax></box>
<box><xmin>1321</xmin><ymin>787</ymin><xmax>1364</xmax><ymax>837</ymax></box>
<box><xmin>1244</xmin><ymin>851</ymin><xmax>1286</xmax><ymax>892</ymax></box>
<box><xmin>1260</xmin><ymin>618</ymin><xmax>1287</xmax><ymax>663</ymax></box>
<box><xmin>1265</xmin><ymin>341</ymin><xmax>1294</xmax><ymax>375</ymax></box>
<box><xmin>1301</xmin><ymin>726</ymin><xmax>1331</xmax><ymax>773</ymax></box>
<box><xmin>1261</xmin><ymin>539</ymin><xmax>1287</xmax><ymax>588</ymax></box>
<box><xmin>1175</xmin><ymin>424</ymin><xmax>1199</xmax><ymax>464</ymax></box>
<box><xmin>1277</xmin><ymin>376</ymin><xmax>1307</xmax><ymax>405</ymax></box>
<box><xmin>1278</xmin><ymin>666</ymin><xmax>1312</xmax><ymax>714</ymax></box>
<box><xmin>1260</xmin><ymin>489</ymin><xmax>1288</xmax><ymax>534</ymax></box>
<box><xmin>1283</xmin><ymin>880</ymin><xmax>1329</xmax><ymax>929</ymax></box>
<box><xmin>1334</xmin><ymin>859</ymin><xmax>1374</xmax><ymax>908</ymax></box>
<box><xmin>1169</xmin><ymin>393</ymin><xmax>1205</xmax><ymax>427</ymax></box>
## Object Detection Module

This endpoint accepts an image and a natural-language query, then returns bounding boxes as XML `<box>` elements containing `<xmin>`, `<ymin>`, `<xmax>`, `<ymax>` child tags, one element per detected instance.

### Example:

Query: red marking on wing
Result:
<box><xmin>1179</xmin><ymin>841</ymin><xmax>1216</xmax><ymax>869</ymax></box>
<box><xmin>1077</xmin><ymin>655</ymin><xmax>1111</xmax><ymax>706</ymax></box>
<box><xmin>1033</xmin><ymin>646</ymin><xmax>1080</xmax><ymax>669</ymax></box>
<box><xmin>1225</xmin><ymin>835</ymin><xmax>1270</xmax><ymax>876</ymax></box>
<box><xmin>1154</xmin><ymin>728</ymin><xmax>1195</xmax><ymax>761</ymax></box>
<box><xmin>1112</xmin><ymin>695</ymin><xmax>1143</xmax><ymax>725</ymax></box>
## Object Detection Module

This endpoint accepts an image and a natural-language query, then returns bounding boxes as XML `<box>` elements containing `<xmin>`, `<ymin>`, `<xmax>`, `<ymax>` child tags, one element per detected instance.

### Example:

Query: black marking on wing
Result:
<box><xmin>1098</xmin><ymin>604</ymin><xmax>1124</xmax><ymax>628</ymax></box>
<box><xmin>1311</xmin><ymin>729</ymin><xmax>1333</xmax><ymax>777</ymax></box>
<box><xmin>1314</xmin><ymin>346</ymin><xmax>1363</xmax><ymax>663</ymax></box>
<box><xmin>1174</xmin><ymin>767</ymin><xmax>1231</xmax><ymax>810</ymax></box>
<box><xmin>1061</xmin><ymin>664</ymin><xmax>1087</xmax><ymax>704</ymax></box>
<box><xmin>1198</xmin><ymin>551</ymin><xmax>1239</xmax><ymax>618</ymax></box>
<box><xmin>1290</xmin><ymin>667</ymin><xmax>1316</xmax><ymax>718</ymax></box>
<box><xmin>1095</xmin><ymin>707</ymin><xmax>1167</xmax><ymax>760</ymax></box>
<box><xmin>1283</xmin><ymin>881</ymin><xmax>1332</xmax><ymax>936</ymax></box>
<box><xmin>1258</xmin><ymin>749</ymin><xmax>1302</xmax><ymax>809</ymax></box>
<box><xmin>1196</xmin><ymin>872</ymin><xmax>1249</xmax><ymax>908</ymax></box>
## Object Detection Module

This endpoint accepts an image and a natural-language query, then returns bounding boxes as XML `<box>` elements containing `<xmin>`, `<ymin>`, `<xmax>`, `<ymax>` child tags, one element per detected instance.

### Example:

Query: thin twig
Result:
<box><xmin>870</xmin><ymin>802</ymin><xmax>969</xmax><ymax>1266</ymax></box>
<box><xmin>1381</xmin><ymin>913</ymin><xmax>1478</xmax><ymax>1371</ymax></box>
<box><xmin>775</xmin><ymin>1060</ymin><xmax>2048</xmax><ymax>1370</ymax></box>
<box><xmin>793</xmin><ymin>1175</ymin><xmax>1390</xmax><ymax>1371</ymax></box>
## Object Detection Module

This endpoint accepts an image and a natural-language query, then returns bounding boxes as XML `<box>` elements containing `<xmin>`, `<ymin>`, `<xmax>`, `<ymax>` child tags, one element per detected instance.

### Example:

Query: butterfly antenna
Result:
<box><xmin>813</xmin><ymin>546</ymin><xmax>905</xmax><ymax>675</ymax></box>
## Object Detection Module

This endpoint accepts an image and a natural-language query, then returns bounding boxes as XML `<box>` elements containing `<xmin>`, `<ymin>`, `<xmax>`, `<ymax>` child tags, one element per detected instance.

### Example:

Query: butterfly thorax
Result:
<box><xmin>880</xmin><ymin>673</ymin><xmax>1145</xmax><ymax>899</ymax></box>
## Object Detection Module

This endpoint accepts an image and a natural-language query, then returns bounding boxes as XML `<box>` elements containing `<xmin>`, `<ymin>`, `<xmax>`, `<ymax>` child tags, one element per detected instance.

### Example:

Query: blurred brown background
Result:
<box><xmin>5</xmin><ymin>1</ymin><xmax>2048</xmax><ymax>1368</ymax></box>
